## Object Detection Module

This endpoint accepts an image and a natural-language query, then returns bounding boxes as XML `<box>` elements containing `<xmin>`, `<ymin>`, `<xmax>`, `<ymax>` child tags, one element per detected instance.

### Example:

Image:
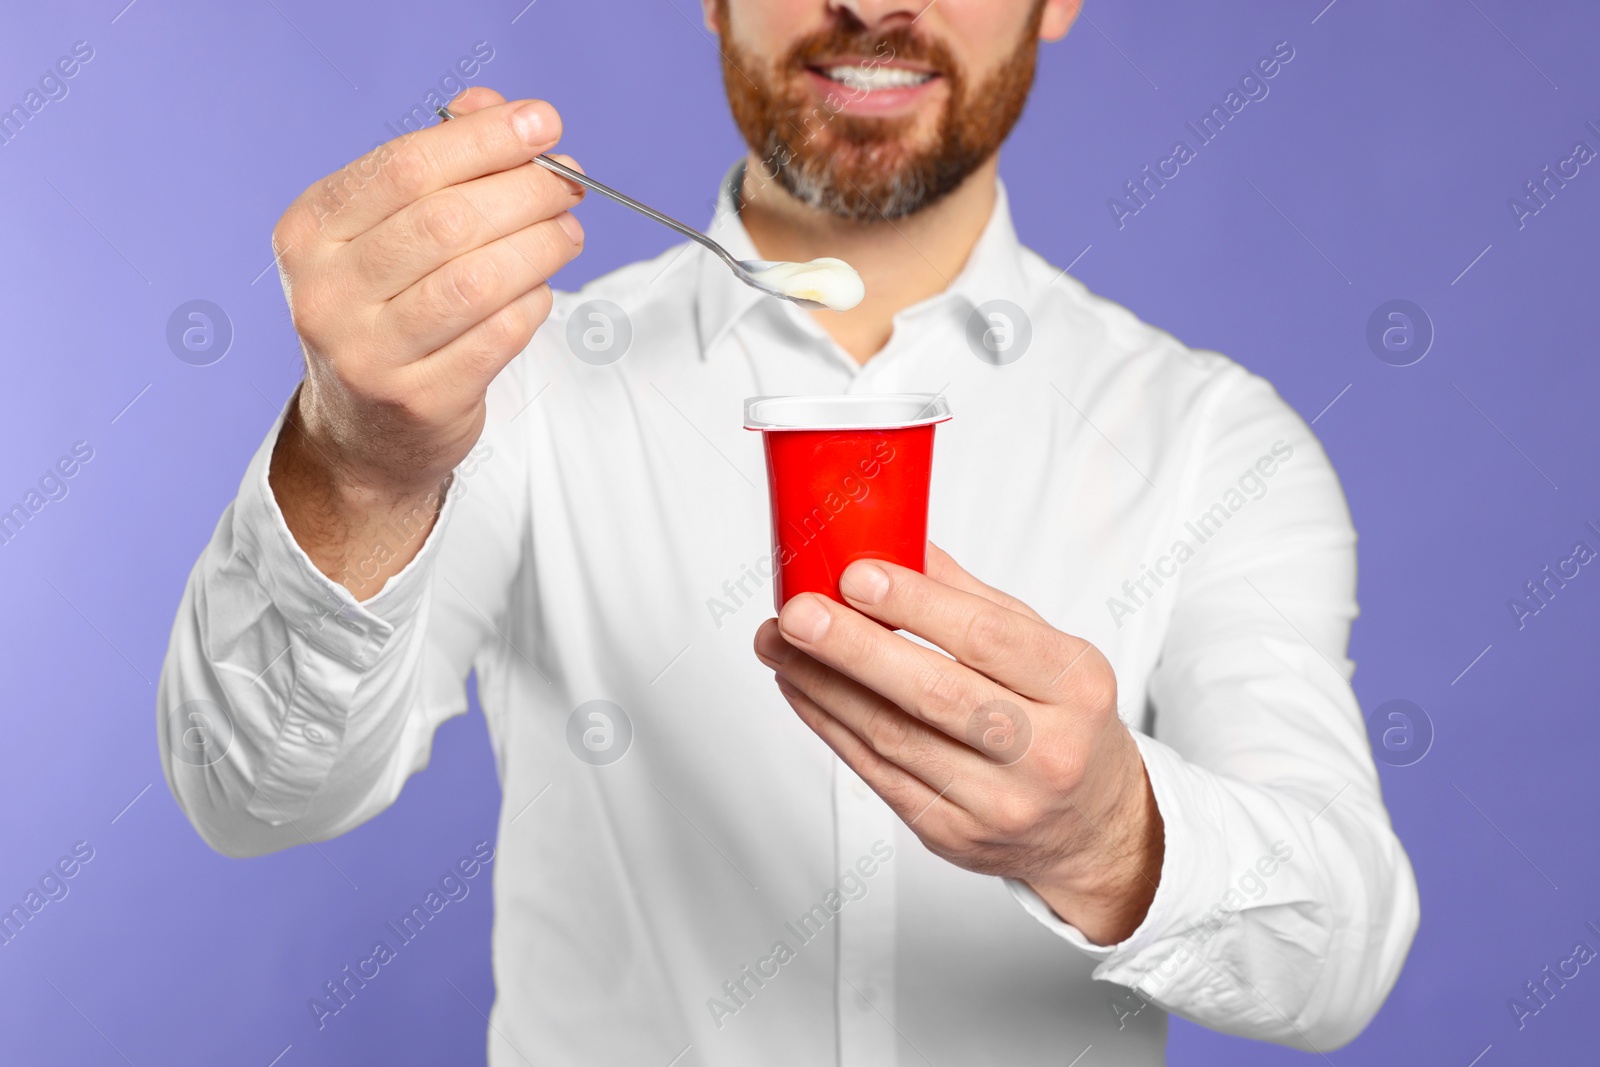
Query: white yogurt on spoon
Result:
<box><xmin>748</xmin><ymin>257</ymin><xmax>866</xmax><ymax>312</ymax></box>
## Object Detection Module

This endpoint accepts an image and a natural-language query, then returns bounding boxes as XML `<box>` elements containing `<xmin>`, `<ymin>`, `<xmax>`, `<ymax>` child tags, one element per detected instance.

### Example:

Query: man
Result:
<box><xmin>159</xmin><ymin>0</ymin><xmax>1419</xmax><ymax>1062</ymax></box>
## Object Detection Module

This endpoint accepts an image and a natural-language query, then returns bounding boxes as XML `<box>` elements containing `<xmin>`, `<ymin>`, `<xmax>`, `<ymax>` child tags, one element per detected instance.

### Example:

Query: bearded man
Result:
<box><xmin>159</xmin><ymin>1</ymin><xmax>1419</xmax><ymax>1062</ymax></box>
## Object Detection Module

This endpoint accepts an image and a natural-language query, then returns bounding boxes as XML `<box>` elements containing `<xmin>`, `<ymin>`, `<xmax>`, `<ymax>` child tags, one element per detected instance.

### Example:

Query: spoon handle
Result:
<box><xmin>434</xmin><ymin>106</ymin><xmax>741</xmax><ymax>273</ymax></box>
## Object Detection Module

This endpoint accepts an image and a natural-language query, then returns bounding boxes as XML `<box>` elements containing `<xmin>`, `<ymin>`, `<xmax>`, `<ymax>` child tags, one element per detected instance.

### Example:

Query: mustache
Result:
<box><xmin>783</xmin><ymin>23</ymin><xmax>959</xmax><ymax>79</ymax></box>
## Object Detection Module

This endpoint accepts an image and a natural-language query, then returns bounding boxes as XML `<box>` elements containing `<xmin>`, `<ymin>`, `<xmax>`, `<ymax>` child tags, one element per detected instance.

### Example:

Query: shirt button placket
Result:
<box><xmin>834</xmin><ymin>757</ymin><xmax>899</xmax><ymax>1065</ymax></box>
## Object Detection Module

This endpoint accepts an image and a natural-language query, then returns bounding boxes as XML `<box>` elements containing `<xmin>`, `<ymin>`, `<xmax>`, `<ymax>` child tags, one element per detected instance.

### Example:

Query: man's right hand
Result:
<box><xmin>266</xmin><ymin>87</ymin><xmax>584</xmax><ymax>599</ymax></box>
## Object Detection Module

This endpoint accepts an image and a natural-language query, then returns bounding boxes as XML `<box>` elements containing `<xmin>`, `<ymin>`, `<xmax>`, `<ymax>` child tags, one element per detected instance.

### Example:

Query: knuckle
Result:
<box><xmin>478</xmin><ymin>296</ymin><xmax>534</xmax><ymax>352</ymax></box>
<box><xmin>521</xmin><ymin>220</ymin><xmax>579</xmax><ymax>282</ymax></box>
<box><xmin>441</xmin><ymin>259</ymin><xmax>502</xmax><ymax>316</ymax></box>
<box><xmin>915</xmin><ymin>664</ymin><xmax>968</xmax><ymax>720</ymax></box>
<box><xmin>1034</xmin><ymin>738</ymin><xmax>1084</xmax><ymax>787</ymax></box>
<box><xmin>359</xmin><ymin>372</ymin><xmax>440</xmax><ymax>428</ymax></box>
<box><xmin>272</xmin><ymin>208</ymin><xmax>309</xmax><ymax>254</ymax></box>
<box><xmin>862</xmin><ymin>703</ymin><xmax>913</xmax><ymax>754</ymax></box>
<box><xmin>988</xmin><ymin>794</ymin><xmax>1037</xmax><ymax>838</ymax></box>
<box><xmin>830</xmin><ymin>615</ymin><xmax>878</xmax><ymax>668</ymax></box>
<box><xmin>961</xmin><ymin>607</ymin><xmax>1012</xmax><ymax>667</ymax></box>
<box><xmin>415</xmin><ymin>198</ymin><xmax>474</xmax><ymax>253</ymax></box>
<box><xmin>287</xmin><ymin>283</ymin><xmax>330</xmax><ymax>339</ymax></box>
<box><xmin>1070</xmin><ymin>649</ymin><xmax>1118</xmax><ymax>714</ymax></box>
<box><xmin>386</xmin><ymin>140</ymin><xmax>435</xmax><ymax>203</ymax></box>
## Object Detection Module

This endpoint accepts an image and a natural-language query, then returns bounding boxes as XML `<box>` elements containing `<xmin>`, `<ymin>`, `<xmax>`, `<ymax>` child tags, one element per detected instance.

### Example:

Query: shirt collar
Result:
<box><xmin>692</xmin><ymin>159</ymin><xmax>1032</xmax><ymax>360</ymax></box>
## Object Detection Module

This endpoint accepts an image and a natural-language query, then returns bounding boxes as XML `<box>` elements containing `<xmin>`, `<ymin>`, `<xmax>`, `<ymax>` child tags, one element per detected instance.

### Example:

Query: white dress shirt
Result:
<box><xmin>159</xmin><ymin>163</ymin><xmax>1418</xmax><ymax>1065</ymax></box>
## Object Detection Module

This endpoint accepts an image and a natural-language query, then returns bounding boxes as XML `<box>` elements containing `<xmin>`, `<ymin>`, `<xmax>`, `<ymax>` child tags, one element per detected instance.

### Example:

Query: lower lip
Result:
<box><xmin>803</xmin><ymin>69</ymin><xmax>942</xmax><ymax>117</ymax></box>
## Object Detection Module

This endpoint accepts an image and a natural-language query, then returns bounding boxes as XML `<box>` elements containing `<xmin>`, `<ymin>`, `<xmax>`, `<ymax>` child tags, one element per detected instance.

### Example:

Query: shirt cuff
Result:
<box><xmin>231</xmin><ymin>401</ymin><xmax>463</xmax><ymax>825</ymax></box>
<box><xmin>231</xmin><ymin>399</ymin><xmax>462</xmax><ymax>672</ymax></box>
<box><xmin>1003</xmin><ymin>730</ymin><xmax>1232</xmax><ymax>986</ymax></box>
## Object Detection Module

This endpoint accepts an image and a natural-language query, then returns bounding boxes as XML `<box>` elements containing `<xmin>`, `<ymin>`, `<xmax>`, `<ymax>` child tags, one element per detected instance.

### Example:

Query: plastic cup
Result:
<box><xmin>744</xmin><ymin>394</ymin><xmax>952</xmax><ymax>613</ymax></box>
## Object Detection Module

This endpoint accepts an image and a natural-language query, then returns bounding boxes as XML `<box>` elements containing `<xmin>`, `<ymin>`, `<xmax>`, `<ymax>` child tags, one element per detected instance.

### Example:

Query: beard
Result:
<box><xmin>719</xmin><ymin>6</ymin><xmax>1045</xmax><ymax>222</ymax></box>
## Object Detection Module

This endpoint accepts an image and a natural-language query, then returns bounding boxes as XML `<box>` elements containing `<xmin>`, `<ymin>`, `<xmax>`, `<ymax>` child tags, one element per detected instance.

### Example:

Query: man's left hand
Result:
<box><xmin>753</xmin><ymin>543</ymin><xmax>1164</xmax><ymax>945</ymax></box>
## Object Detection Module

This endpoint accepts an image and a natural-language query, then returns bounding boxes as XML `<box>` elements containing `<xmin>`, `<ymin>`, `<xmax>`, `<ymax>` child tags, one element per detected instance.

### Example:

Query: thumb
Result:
<box><xmin>447</xmin><ymin>85</ymin><xmax>507</xmax><ymax>115</ymax></box>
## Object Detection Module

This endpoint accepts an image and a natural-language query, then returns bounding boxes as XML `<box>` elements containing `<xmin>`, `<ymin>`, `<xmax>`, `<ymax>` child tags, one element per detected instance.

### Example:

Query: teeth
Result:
<box><xmin>822</xmin><ymin>65</ymin><xmax>934</xmax><ymax>92</ymax></box>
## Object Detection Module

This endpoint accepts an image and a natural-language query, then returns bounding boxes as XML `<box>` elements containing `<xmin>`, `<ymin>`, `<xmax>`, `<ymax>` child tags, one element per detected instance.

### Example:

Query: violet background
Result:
<box><xmin>2</xmin><ymin>0</ymin><xmax>1597</xmax><ymax>1063</ymax></box>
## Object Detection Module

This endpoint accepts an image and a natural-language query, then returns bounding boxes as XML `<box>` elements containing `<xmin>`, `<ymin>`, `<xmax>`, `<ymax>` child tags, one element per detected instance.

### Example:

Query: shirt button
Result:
<box><xmin>851</xmin><ymin>777</ymin><xmax>871</xmax><ymax>800</ymax></box>
<box><xmin>303</xmin><ymin>724</ymin><xmax>326</xmax><ymax>744</ymax></box>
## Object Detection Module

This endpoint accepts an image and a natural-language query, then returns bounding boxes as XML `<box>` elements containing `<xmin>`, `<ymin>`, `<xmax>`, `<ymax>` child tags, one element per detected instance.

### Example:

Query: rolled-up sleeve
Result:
<box><xmin>1007</xmin><ymin>367</ymin><xmax>1419</xmax><ymax>1050</ymax></box>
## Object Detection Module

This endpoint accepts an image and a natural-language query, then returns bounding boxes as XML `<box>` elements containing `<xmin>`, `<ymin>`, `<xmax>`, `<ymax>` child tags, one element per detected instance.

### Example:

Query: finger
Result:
<box><xmin>773</xmin><ymin>594</ymin><xmax>1025</xmax><ymax>746</ymax></box>
<box><xmin>771</xmin><ymin>673</ymin><xmax>959</xmax><ymax>832</ymax></box>
<box><xmin>295</xmin><ymin>97</ymin><xmax>564</xmax><ymax>244</ymax></box>
<box><xmin>347</xmin><ymin>152</ymin><xmax>585</xmax><ymax>300</ymax></box>
<box><xmin>409</xmin><ymin>283</ymin><xmax>555</xmax><ymax>413</ymax></box>
<box><xmin>376</xmin><ymin>211</ymin><xmax>582</xmax><ymax>359</ymax></box>
<box><xmin>839</xmin><ymin>558</ymin><xmax>1090</xmax><ymax>705</ymax></box>
<box><xmin>925</xmin><ymin>542</ymin><xmax>1046</xmax><ymax>623</ymax></box>
<box><xmin>446</xmin><ymin>85</ymin><xmax>506</xmax><ymax>114</ymax></box>
<box><xmin>757</xmin><ymin>621</ymin><xmax>1005</xmax><ymax>807</ymax></box>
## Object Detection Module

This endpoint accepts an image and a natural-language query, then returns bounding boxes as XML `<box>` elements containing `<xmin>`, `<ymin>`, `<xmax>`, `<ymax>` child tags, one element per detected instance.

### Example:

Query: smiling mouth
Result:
<box><xmin>809</xmin><ymin>62</ymin><xmax>939</xmax><ymax>93</ymax></box>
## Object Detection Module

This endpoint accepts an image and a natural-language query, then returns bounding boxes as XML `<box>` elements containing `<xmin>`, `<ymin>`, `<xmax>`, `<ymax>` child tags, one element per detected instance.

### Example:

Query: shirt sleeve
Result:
<box><xmin>1005</xmin><ymin>364</ymin><xmax>1419</xmax><ymax>1051</ymax></box>
<box><xmin>156</xmin><ymin>361</ymin><xmax>533</xmax><ymax>858</ymax></box>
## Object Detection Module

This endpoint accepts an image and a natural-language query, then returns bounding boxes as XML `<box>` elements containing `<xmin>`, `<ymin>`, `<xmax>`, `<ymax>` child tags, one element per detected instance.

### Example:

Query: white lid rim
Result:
<box><xmin>743</xmin><ymin>393</ymin><xmax>953</xmax><ymax>431</ymax></box>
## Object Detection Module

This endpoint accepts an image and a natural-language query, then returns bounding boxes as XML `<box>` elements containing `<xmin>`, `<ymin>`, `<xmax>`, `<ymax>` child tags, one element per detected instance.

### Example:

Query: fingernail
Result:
<box><xmin>555</xmin><ymin>211</ymin><xmax>584</xmax><ymax>244</ymax></box>
<box><xmin>839</xmin><ymin>562</ymin><xmax>889</xmax><ymax>606</ymax></box>
<box><xmin>780</xmin><ymin>596</ymin><xmax>831</xmax><ymax>644</ymax></box>
<box><xmin>512</xmin><ymin>101</ymin><xmax>549</xmax><ymax>145</ymax></box>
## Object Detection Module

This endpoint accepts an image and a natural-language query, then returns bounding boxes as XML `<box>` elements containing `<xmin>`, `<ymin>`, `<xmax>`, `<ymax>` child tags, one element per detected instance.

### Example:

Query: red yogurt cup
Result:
<box><xmin>744</xmin><ymin>394</ymin><xmax>952</xmax><ymax>613</ymax></box>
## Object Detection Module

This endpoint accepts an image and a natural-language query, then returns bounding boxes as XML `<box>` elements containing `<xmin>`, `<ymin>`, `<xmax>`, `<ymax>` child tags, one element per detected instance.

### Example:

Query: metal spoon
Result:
<box><xmin>434</xmin><ymin>105</ymin><xmax>834</xmax><ymax>311</ymax></box>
